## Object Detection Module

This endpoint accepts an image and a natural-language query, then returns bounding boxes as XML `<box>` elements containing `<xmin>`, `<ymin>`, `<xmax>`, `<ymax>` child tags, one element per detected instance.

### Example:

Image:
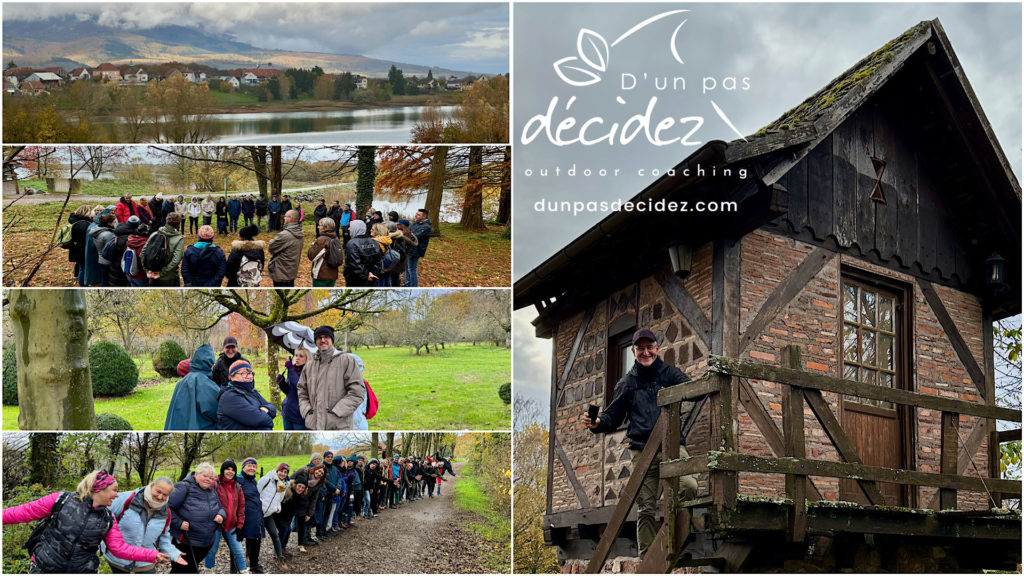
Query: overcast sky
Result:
<box><xmin>4</xmin><ymin>2</ymin><xmax>509</xmax><ymax>74</ymax></box>
<box><xmin>512</xmin><ymin>3</ymin><xmax>1023</xmax><ymax>417</ymax></box>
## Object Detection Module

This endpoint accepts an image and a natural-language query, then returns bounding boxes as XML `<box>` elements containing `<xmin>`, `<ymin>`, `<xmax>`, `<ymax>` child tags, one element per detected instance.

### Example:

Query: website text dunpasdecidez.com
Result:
<box><xmin>533</xmin><ymin>198</ymin><xmax>739</xmax><ymax>217</ymax></box>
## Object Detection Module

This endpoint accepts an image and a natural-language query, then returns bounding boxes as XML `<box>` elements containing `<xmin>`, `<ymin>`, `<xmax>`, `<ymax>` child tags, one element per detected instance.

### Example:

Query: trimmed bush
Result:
<box><xmin>498</xmin><ymin>382</ymin><xmax>511</xmax><ymax>405</ymax></box>
<box><xmin>96</xmin><ymin>412</ymin><xmax>133</xmax><ymax>430</ymax></box>
<box><xmin>3</xmin><ymin>345</ymin><xmax>18</xmax><ymax>406</ymax></box>
<box><xmin>153</xmin><ymin>340</ymin><xmax>188</xmax><ymax>379</ymax></box>
<box><xmin>89</xmin><ymin>341</ymin><xmax>138</xmax><ymax>397</ymax></box>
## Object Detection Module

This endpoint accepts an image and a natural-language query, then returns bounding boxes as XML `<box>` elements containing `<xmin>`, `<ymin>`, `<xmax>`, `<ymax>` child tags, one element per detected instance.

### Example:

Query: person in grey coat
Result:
<box><xmin>297</xmin><ymin>325</ymin><xmax>365</xmax><ymax>430</ymax></box>
<box><xmin>267</xmin><ymin>210</ymin><xmax>304</xmax><ymax>287</ymax></box>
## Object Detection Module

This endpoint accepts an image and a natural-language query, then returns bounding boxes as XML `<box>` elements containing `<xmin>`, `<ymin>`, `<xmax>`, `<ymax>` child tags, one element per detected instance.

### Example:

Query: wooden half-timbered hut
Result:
<box><xmin>514</xmin><ymin>19</ymin><xmax>1022</xmax><ymax>573</ymax></box>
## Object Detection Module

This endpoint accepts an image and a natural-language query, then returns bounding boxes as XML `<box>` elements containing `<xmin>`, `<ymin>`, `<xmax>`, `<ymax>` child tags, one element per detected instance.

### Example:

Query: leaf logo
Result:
<box><xmin>553</xmin><ymin>10</ymin><xmax>690</xmax><ymax>87</ymax></box>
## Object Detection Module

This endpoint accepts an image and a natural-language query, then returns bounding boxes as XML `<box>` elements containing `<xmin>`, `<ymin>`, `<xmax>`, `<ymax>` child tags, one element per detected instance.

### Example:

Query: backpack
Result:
<box><xmin>365</xmin><ymin>379</ymin><xmax>378</xmax><ymax>420</ymax></box>
<box><xmin>142</xmin><ymin>232</ymin><xmax>169</xmax><ymax>272</ymax></box>
<box><xmin>57</xmin><ymin>222</ymin><xmax>76</xmax><ymax>249</ymax></box>
<box><xmin>121</xmin><ymin>242</ymin><xmax>140</xmax><ymax>277</ymax></box>
<box><xmin>326</xmin><ymin>238</ymin><xmax>344</xmax><ymax>269</ymax></box>
<box><xmin>381</xmin><ymin>247</ymin><xmax>400</xmax><ymax>270</ymax></box>
<box><xmin>237</xmin><ymin>254</ymin><xmax>262</xmax><ymax>287</ymax></box>
<box><xmin>116</xmin><ymin>490</ymin><xmax>171</xmax><ymax>537</ymax></box>
<box><xmin>24</xmin><ymin>492</ymin><xmax>72</xmax><ymax>556</ymax></box>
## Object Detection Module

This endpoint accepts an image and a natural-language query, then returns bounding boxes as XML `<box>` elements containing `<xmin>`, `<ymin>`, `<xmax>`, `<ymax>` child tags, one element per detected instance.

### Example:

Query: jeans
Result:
<box><xmin>244</xmin><ymin>215</ymin><xmax>254</xmax><ymax>227</ymax></box>
<box><xmin>362</xmin><ymin>490</ymin><xmax>372</xmax><ymax>516</ymax></box>
<box><xmin>217</xmin><ymin>218</ymin><xmax>228</xmax><ymax>234</ymax></box>
<box><xmin>406</xmin><ymin>255</ymin><xmax>421</xmax><ymax>287</ymax></box>
<box><xmin>265</xmin><ymin>513</ymin><xmax>283</xmax><ymax>556</ymax></box>
<box><xmin>204</xmin><ymin>527</ymin><xmax>247</xmax><ymax>571</ymax></box>
<box><xmin>230</xmin><ymin>215</ymin><xmax>239</xmax><ymax>231</ymax></box>
<box><xmin>283</xmin><ymin>418</ymin><xmax>308</xmax><ymax>430</ymax></box>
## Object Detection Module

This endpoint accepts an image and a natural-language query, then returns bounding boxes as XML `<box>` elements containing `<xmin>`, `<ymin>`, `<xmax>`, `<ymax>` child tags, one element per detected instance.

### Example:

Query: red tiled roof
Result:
<box><xmin>95</xmin><ymin>63</ymin><xmax>119</xmax><ymax>71</ymax></box>
<box><xmin>242</xmin><ymin>68</ymin><xmax>281</xmax><ymax>78</ymax></box>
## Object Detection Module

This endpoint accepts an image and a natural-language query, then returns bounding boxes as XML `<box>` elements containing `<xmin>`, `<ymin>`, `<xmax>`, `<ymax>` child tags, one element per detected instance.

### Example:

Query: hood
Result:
<box><xmin>348</xmin><ymin>220</ymin><xmax>367</xmax><ymax>237</ymax></box>
<box><xmin>232</xmin><ymin>240</ymin><xmax>265</xmax><ymax>251</ymax></box>
<box><xmin>190</xmin><ymin>344</ymin><xmax>216</xmax><ymax>375</ymax></box>
<box><xmin>113</xmin><ymin>222</ymin><xmax>138</xmax><ymax>236</ymax></box>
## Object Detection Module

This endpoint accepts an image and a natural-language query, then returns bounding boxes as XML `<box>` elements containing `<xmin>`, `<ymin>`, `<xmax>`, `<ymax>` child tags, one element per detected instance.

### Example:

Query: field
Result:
<box><xmin>1</xmin><ymin>192</ymin><xmax>511</xmax><ymax>287</ymax></box>
<box><xmin>3</xmin><ymin>343</ymin><xmax>511</xmax><ymax>431</ymax></box>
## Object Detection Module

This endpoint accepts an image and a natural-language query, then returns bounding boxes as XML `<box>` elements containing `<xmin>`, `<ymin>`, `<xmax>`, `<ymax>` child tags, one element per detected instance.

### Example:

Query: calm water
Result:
<box><xmin>209</xmin><ymin>105</ymin><xmax>455</xmax><ymax>143</ymax></box>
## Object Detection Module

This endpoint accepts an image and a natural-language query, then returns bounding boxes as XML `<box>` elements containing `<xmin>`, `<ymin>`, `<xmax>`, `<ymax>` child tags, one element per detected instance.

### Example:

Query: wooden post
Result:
<box><xmin>939</xmin><ymin>411</ymin><xmax>959</xmax><ymax>510</ymax></box>
<box><xmin>989</xmin><ymin>429</ymin><xmax>1002</xmax><ymax>508</ymax></box>
<box><xmin>781</xmin><ymin>345</ymin><xmax>807</xmax><ymax>542</ymax></box>
<box><xmin>661</xmin><ymin>401</ymin><xmax>686</xmax><ymax>559</ymax></box>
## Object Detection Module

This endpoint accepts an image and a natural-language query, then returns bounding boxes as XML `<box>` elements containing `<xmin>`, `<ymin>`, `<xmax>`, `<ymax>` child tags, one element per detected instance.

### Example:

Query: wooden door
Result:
<box><xmin>839</xmin><ymin>277</ymin><xmax>906</xmax><ymax>505</ymax></box>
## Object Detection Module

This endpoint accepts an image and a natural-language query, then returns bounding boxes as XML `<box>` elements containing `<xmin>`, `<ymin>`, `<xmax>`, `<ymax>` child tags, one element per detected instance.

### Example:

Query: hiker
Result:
<box><xmin>267</xmin><ymin>195</ymin><xmax>281</xmax><ymax>232</ymax></box>
<box><xmin>299</xmin><ymin>464</ymin><xmax>326</xmax><ymax>546</ymax></box>
<box><xmin>201</xmin><ymin>195</ymin><xmax>215</xmax><ymax>227</ymax></box>
<box><xmin>215</xmin><ymin>198</ymin><xmax>229</xmax><ymax>235</ymax></box>
<box><xmin>255</xmin><ymin>196</ymin><xmax>268</xmax><ymax>228</ymax></box>
<box><xmin>216</xmin><ymin>359</ymin><xmax>277</xmax><ymax>430</ymax></box>
<box><xmin>293</xmin><ymin>201</ymin><xmax>304</xmax><ymax>223</ymax></box>
<box><xmin>267</xmin><ymin>210</ymin><xmax>304</xmax><ymax>287</ymax></box>
<box><xmin>242</xmin><ymin>195</ymin><xmax>256</xmax><ymax>227</ymax></box>
<box><xmin>421</xmin><ymin>461</ymin><xmax>438</xmax><ymax>498</ymax></box>
<box><xmin>227</xmin><ymin>196</ymin><xmax>242</xmax><ymax>232</ymax></box>
<box><xmin>1</xmin><ymin>470</ymin><xmax>171</xmax><ymax>573</ymax></box>
<box><xmin>180</xmin><ymin>225</ymin><xmax>227</xmax><ymax>287</ymax></box>
<box><xmin>389</xmin><ymin>219</ymin><xmax>419</xmax><ymax>287</ymax></box>
<box><xmin>103</xmin><ymin>477</ymin><xmax>188</xmax><ymax>573</ymax></box>
<box><xmin>237</xmin><ymin>458</ymin><xmax>267</xmax><ymax>574</ymax></box>
<box><xmin>65</xmin><ymin>205</ymin><xmax>94</xmax><ymax>286</ymax></box>
<box><xmin>257</xmin><ymin>464</ymin><xmax>290</xmax><ymax>561</ymax></box>
<box><xmin>342</xmin><ymin>220</ymin><xmax>383</xmax><ymax>287</ymax></box>
<box><xmin>165</xmin><ymin>344</ymin><xmax>220</xmax><ymax>431</ymax></box>
<box><xmin>174</xmin><ymin>195</ymin><xmax>188</xmax><ymax>234</ymax></box>
<box><xmin>277</xmin><ymin>470</ymin><xmax>310</xmax><ymax>553</ymax></box>
<box><xmin>148</xmin><ymin>195</ymin><xmax>164</xmax><ymax>227</ymax></box>
<box><xmin>212</xmin><ymin>336</ymin><xmax>247</xmax><ymax>388</ymax></box>
<box><xmin>406</xmin><ymin>208</ymin><xmax>432</xmax><ymax>287</ymax></box>
<box><xmin>313</xmin><ymin>199</ymin><xmax>328</xmax><ymax>235</ymax></box>
<box><xmin>115</xmin><ymin>193</ymin><xmax>139</xmax><ymax>224</ymax></box>
<box><xmin>101</xmin><ymin>215</ymin><xmax>141</xmax><ymax>287</ymax></box>
<box><xmin>344</xmin><ymin>456</ymin><xmax>363</xmax><ymax>523</ymax></box>
<box><xmin>136</xmin><ymin>198</ymin><xmax>153</xmax><ymax>225</ymax></box>
<box><xmin>161</xmin><ymin>197</ymin><xmax>176</xmax><ymax>229</ymax></box>
<box><xmin>84</xmin><ymin>213</ymin><xmax>116</xmax><ymax>286</ymax></box>
<box><xmin>124</xmin><ymin>223</ymin><xmax>153</xmax><ymax>287</ymax></box>
<box><xmin>201</xmin><ymin>461</ymin><xmax>247</xmax><ymax>574</ymax></box>
<box><xmin>187</xmin><ymin>197</ymin><xmax>202</xmax><ymax>235</ymax></box>
<box><xmin>225</xmin><ymin>225</ymin><xmax>266</xmax><ymax>287</ymax></box>
<box><xmin>371</xmin><ymin>222</ymin><xmax>401</xmax><ymax>287</ymax></box>
<box><xmin>277</xmin><ymin>348</ymin><xmax>310</xmax><ymax>430</ymax></box>
<box><xmin>296</xmin><ymin>325</ymin><xmax>366</xmax><ymax>430</ymax></box>
<box><xmin>143</xmin><ymin>212</ymin><xmax>185</xmax><ymax>287</ymax></box>
<box><xmin>364</xmin><ymin>458</ymin><xmax>383</xmax><ymax>517</ymax></box>
<box><xmin>308</xmin><ymin>218</ymin><xmax>343</xmax><ymax>287</ymax></box>
<box><xmin>321</xmin><ymin>452</ymin><xmax>343</xmax><ymax>536</ymax></box>
<box><xmin>281</xmin><ymin>195</ymin><xmax>293</xmax><ymax>218</ymax></box>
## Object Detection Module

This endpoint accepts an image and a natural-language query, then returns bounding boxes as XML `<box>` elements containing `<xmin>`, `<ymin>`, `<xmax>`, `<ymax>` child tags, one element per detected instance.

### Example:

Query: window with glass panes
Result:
<box><xmin>842</xmin><ymin>280</ymin><xmax>897</xmax><ymax>409</ymax></box>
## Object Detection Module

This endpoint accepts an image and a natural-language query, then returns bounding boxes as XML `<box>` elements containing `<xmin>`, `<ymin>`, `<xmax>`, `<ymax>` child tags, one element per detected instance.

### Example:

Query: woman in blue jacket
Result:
<box><xmin>217</xmin><ymin>360</ymin><xmax>277</xmax><ymax>430</ymax></box>
<box><xmin>237</xmin><ymin>458</ymin><xmax>266</xmax><ymax>574</ymax></box>
<box><xmin>102</xmin><ymin>477</ymin><xmax>188</xmax><ymax>573</ymax></box>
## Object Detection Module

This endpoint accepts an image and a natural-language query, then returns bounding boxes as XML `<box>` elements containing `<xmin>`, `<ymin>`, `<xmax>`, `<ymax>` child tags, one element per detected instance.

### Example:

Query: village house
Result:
<box><xmin>69</xmin><ymin>67</ymin><xmax>91</xmax><ymax>81</ymax></box>
<box><xmin>23</xmin><ymin>72</ymin><xmax>63</xmax><ymax>89</ymax></box>
<box><xmin>91</xmin><ymin>62</ymin><xmax>122</xmax><ymax>82</ymax></box>
<box><xmin>515</xmin><ymin>18</ymin><xmax>1021</xmax><ymax>573</ymax></box>
<box><xmin>18</xmin><ymin>80</ymin><xmax>46</xmax><ymax>95</ymax></box>
<box><xmin>122</xmin><ymin>68</ymin><xmax>148</xmax><ymax>83</ymax></box>
<box><xmin>211</xmin><ymin>75</ymin><xmax>241</xmax><ymax>88</ymax></box>
<box><xmin>352</xmin><ymin>74</ymin><xmax>368</xmax><ymax>89</ymax></box>
<box><xmin>241</xmin><ymin>68</ymin><xmax>282</xmax><ymax>86</ymax></box>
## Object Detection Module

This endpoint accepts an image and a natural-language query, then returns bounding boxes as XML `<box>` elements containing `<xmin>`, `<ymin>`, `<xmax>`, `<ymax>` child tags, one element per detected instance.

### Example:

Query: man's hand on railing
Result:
<box><xmin>583</xmin><ymin>414</ymin><xmax>600</xmax><ymax>429</ymax></box>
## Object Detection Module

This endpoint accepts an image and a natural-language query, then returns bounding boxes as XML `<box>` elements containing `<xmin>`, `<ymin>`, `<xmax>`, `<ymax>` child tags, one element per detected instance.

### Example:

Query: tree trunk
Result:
<box><xmin>9</xmin><ymin>290</ymin><xmax>95</xmax><ymax>430</ymax></box>
<box><xmin>386</xmin><ymin>432</ymin><xmax>395</xmax><ymax>457</ymax></box>
<box><xmin>249</xmin><ymin>146</ymin><xmax>269</xmax><ymax>200</ymax></box>
<box><xmin>178</xmin><ymin>433</ymin><xmax>205</xmax><ymax>482</ymax></box>
<box><xmin>356</xmin><ymin>146</ymin><xmax>376</xmax><ymax>219</ymax></box>
<box><xmin>106</xmin><ymin>434</ymin><xmax>124</xmax><ymax>476</ymax></box>
<box><xmin>425</xmin><ymin>146</ymin><xmax>447</xmax><ymax>235</ymax></box>
<box><xmin>29</xmin><ymin>433</ymin><xmax>59</xmax><ymax>487</ymax></box>
<box><xmin>267</xmin><ymin>344</ymin><xmax>281</xmax><ymax>408</ymax></box>
<box><xmin>270</xmin><ymin>146</ymin><xmax>283</xmax><ymax>198</ymax></box>
<box><xmin>496</xmin><ymin>145</ymin><xmax>511</xmax><ymax>225</ymax></box>
<box><xmin>459</xmin><ymin>146</ymin><xmax>485</xmax><ymax>229</ymax></box>
<box><xmin>371</xmin><ymin>432</ymin><xmax>379</xmax><ymax>459</ymax></box>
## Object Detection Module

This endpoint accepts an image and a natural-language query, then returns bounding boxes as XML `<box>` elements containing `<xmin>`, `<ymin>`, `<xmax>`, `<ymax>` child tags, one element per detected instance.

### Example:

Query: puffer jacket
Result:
<box><xmin>256</xmin><ymin>470</ymin><xmax>289</xmax><ymax>518</ymax></box>
<box><xmin>237</xmin><ymin>472</ymin><xmax>263</xmax><ymax>539</ymax></box>
<box><xmin>217</xmin><ymin>380</ymin><xmax>277</xmax><ymax>430</ymax></box>
<box><xmin>167</xmin><ymin>473</ymin><xmax>225</xmax><ymax>548</ymax></box>
<box><xmin>297</xmin><ymin>349</ymin><xmax>365</xmax><ymax>430</ymax></box>
<box><xmin>346</xmin><ymin>456</ymin><xmax>363</xmax><ymax>491</ymax></box>
<box><xmin>225</xmin><ymin>240</ymin><xmax>266</xmax><ymax>287</ymax></box>
<box><xmin>592</xmin><ymin>357</ymin><xmax>691</xmax><ymax>450</ymax></box>
<box><xmin>2</xmin><ymin>492</ymin><xmax>156</xmax><ymax>573</ymax></box>
<box><xmin>102</xmin><ymin>489</ymin><xmax>182</xmax><ymax>571</ymax></box>
<box><xmin>164</xmin><ymin>345</ymin><xmax>220</xmax><ymax>431</ymax></box>
<box><xmin>277</xmin><ymin>360</ymin><xmax>305</xmax><ymax>427</ymax></box>
<box><xmin>267</xmin><ymin>222</ymin><xmax>304</xmax><ymax>283</ymax></box>
<box><xmin>115</xmin><ymin>198</ymin><xmax>139</xmax><ymax>224</ymax></box>
<box><xmin>89</xmin><ymin>223</ymin><xmax>116</xmax><ymax>267</ymax></box>
<box><xmin>343</xmin><ymin>222</ymin><xmax>383</xmax><ymax>287</ymax></box>
<box><xmin>180</xmin><ymin>243</ymin><xmax>227</xmax><ymax>287</ymax></box>
<box><xmin>242</xmin><ymin>199</ymin><xmax>256</xmax><ymax>218</ymax></box>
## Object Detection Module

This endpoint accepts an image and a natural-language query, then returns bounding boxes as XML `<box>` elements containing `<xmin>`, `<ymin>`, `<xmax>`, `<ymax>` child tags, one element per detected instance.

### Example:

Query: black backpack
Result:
<box><xmin>142</xmin><ymin>232</ymin><xmax>169</xmax><ymax>272</ymax></box>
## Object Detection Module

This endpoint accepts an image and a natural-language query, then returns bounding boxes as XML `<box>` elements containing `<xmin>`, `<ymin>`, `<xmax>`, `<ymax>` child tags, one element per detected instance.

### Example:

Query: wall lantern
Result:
<box><xmin>986</xmin><ymin>251</ymin><xmax>1007</xmax><ymax>292</ymax></box>
<box><xmin>668</xmin><ymin>244</ymin><xmax>693</xmax><ymax>279</ymax></box>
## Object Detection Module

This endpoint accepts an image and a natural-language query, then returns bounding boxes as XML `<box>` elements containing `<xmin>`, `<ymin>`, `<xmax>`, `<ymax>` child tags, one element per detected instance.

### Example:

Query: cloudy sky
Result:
<box><xmin>4</xmin><ymin>2</ymin><xmax>509</xmax><ymax>73</ymax></box>
<box><xmin>512</xmin><ymin>3</ymin><xmax>1022</xmax><ymax>416</ymax></box>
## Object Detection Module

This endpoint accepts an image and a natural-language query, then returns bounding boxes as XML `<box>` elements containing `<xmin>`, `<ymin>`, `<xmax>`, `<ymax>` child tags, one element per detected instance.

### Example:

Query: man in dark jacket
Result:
<box><xmin>313</xmin><ymin>199</ymin><xmax>328</xmax><ymax>236</ymax></box>
<box><xmin>241</xmin><ymin>196</ymin><xmax>256</xmax><ymax>227</ymax></box>
<box><xmin>211</xmin><ymin>336</ymin><xmax>247</xmax><ymax>388</ymax></box>
<box><xmin>180</xmin><ymin>225</ymin><xmax>227</xmax><ymax>287</ymax></box>
<box><xmin>148</xmin><ymin>196</ymin><xmax>164</xmax><ymax>227</ymax></box>
<box><xmin>584</xmin><ymin>329</ymin><xmax>697</xmax><ymax>557</ymax></box>
<box><xmin>405</xmin><ymin>208</ymin><xmax>432</xmax><ymax>287</ymax></box>
<box><xmin>255</xmin><ymin>196</ymin><xmax>268</xmax><ymax>228</ymax></box>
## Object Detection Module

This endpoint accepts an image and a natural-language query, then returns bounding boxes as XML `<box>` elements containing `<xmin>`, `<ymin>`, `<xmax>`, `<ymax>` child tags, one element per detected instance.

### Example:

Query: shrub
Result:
<box><xmin>3</xmin><ymin>345</ymin><xmax>18</xmax><ymax>406</ymax></box>
<box><xmin>152</xmin><ymin>340</ymin><xmax>188</xmax><ymax>379</ymax></box>
<box><xmin>498</xmin><ymin>383</ymin><xmax>511</xmax><ymax>405</ymax></box>
<box><xmin>2</xmin><ymin>484</ymin><xmax>51</xmax><ymax>574</ymax></box>
<box><xmin>96</xmin><ymin>413</ymin><xmax>133</xmax><ymax>431</ymax></box>
<box><xmin>89</xmin><ymin>341</ymin><xmax>138</xmax><ymax>397</ymax></box>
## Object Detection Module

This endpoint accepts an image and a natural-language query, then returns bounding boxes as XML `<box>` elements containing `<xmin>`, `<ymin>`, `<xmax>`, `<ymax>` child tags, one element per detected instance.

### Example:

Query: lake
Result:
<box><xmin>207</xmin><ymin>105</ymin><xmax>455</xmax><ymax>143</ymax></box>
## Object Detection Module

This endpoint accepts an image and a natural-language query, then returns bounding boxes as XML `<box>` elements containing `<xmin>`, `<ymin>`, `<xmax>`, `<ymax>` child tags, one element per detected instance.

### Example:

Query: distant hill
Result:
<box><xmin>3</xmin><ymin>15</ymin><xmax>481</xmax><ymax>78</ymax></box>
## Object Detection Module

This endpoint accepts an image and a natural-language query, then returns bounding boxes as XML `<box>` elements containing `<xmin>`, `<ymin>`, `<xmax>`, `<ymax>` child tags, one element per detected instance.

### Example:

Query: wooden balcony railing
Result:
<box><xmin>585</xmin><ymin>345</ymin><xmax>1022</xmax><ymax>573</ymax></box>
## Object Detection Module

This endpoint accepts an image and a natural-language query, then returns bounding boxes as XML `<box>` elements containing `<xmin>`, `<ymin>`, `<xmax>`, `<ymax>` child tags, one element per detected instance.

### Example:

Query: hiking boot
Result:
<box><xmin>308</xmin><ymin>536</ymin><xmax>320</xmax><ymax>545</ymax></box>
<box><xmin>252</xmin><ymin>566</ymin><xmax>267</xmax><ymax>574</ymax></box>
<box><xmin>297</xmin><ymin>546</ymin><xmax>307</xmax><ymax>553</ymax></box>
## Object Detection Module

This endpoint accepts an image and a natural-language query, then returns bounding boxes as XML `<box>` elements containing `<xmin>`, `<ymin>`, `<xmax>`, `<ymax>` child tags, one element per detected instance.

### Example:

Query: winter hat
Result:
<box><xmin>277</xmin><ymin>463</ymin><xmax>291</xmax><ymax>473</ymax></box>
<box><xmin>128</xmin><ymin>215</ymin><xmax>140</xmax><ymax>223</ymax></box>
<box><xmin>313</xmin><ymin>325</ymin><xmax>335</xmax><ymax>343</ymax></box>
<box><xmin>398</xmin><ymin>219</ymin><xmax>410</xmax><ymax>226</ymax></box>
<box><xmin>241</xmin><ymin>457</ymin><xmax>257</xmax><ymax>468</ymax></box>
<box><xmin>323</xmin><ymin>451</ymin><xmax>334</xmax><ymax>459</ymax></box>
<box><xmin>387</xmin><ymin>210</ymin><xmax>399</xmax><ymax>220</ymax></box>
<box><xmin>198</xmin><ymin>225</ymin><xmax>215</xmax><ymax>240</ymax></box>
<box><xmin>176</xmin><ymin>359</ymin><xmax>190</xmax><ymax>377</ymax></box>
<box><xmin>221</xmin><ymin>459</ymin><xmax>238</xmax><ymax>477</ymax></box>
<box><xmin>239</xmin><ymin>225</ymin><xmax>259</xmax><ymax>241</ymax></box>
<box><xmin>344</xmin><ymin>202</ymin><xmax>352</xmax><ymax>207</ymax></box>
<box><xmin>229</xmin><ymin>359</ymin><xmax>253</xmax><ymax>377</ymax></box>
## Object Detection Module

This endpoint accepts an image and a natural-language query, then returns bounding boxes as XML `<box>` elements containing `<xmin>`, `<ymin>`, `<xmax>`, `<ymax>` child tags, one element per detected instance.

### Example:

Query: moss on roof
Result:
<box><xmin>744</xmin><ymin>20</ymin><xmax>933</xmax><ymax>142</ymax></box>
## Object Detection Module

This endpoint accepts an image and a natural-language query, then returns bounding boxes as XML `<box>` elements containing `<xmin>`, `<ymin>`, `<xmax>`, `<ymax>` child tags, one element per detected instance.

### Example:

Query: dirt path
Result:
<box><xmin>201</xmin><ymin>462</ymin><xmax>506</xmax><ymax>574</ymax></box>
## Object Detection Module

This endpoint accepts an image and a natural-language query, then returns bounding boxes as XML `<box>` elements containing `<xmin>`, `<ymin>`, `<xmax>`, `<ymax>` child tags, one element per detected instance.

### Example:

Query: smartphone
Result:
<box><xmin>587</xmin><ymin>404</ymin><xmax>599</xmax><ymax>421</ymax></box>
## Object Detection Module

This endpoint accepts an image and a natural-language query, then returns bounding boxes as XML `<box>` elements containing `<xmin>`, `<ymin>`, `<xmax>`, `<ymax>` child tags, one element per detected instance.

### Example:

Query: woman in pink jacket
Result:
<box><xmin>2</xmin><ymin>470</ymin><xmax>173</xmax><ymax>573</ymax></box>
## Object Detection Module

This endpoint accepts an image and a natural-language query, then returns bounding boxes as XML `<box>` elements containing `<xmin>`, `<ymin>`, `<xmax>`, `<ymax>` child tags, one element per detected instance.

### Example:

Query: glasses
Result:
<box><xmin>633</xmin><ymin>344</ymin><xmax>659</xmax><ymax>353</ymax></box>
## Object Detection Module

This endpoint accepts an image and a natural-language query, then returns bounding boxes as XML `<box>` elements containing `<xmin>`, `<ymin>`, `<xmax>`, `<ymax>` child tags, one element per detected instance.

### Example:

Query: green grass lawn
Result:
<box><xmin>3</xmin><ymin>344</ymin><xmax>510</xmax><ymax>431</ymax></box>
<box><xmin>454</xmin><ymin>463</ymin><xmax>512</xmax><ymax>572</ymax></box>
